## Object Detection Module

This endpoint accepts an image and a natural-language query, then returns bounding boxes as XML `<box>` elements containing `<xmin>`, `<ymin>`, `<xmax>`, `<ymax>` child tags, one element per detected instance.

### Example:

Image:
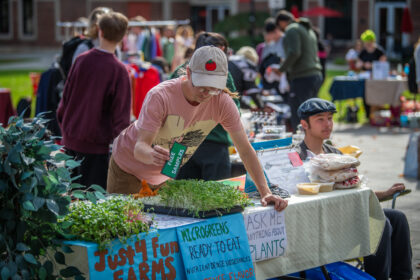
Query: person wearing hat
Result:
<box><xmin>356</xmin><ymin>29</ymin><xmax>387</xmax><ymax>71</ymax></box>
<box><xmin>273</xmin><ymin>10</ymin><xmax>323</xmax><ymax>132</ymax></box>
<box><xmin>295</xmin><ymin>98</ymin><xmax>412</xmax><ymax>280</ymax></box>
<box><xmin>107</xmin><ymin>46</ymin><xmax>288</xmax><ymax>212</ymax></box>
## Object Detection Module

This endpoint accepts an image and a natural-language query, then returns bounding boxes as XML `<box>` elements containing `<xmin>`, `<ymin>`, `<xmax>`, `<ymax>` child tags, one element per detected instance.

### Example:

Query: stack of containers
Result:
<box><xmin>309</xmin><ymin>154</ymin><xmax>361</xmax><ymax>189</ymax></box>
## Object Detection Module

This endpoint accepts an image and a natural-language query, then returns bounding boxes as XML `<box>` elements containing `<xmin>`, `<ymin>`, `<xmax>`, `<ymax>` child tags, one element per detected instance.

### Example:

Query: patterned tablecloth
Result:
<box><xmin>248</xmin><ymin>186</ymin><xmax>385</xmax><ymax>279</ymax></box>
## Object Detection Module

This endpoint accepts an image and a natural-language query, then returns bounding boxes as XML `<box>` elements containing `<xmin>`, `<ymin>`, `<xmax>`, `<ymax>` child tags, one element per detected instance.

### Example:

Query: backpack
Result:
<box><xmin>58</xmin><ymin>36</ymin><xmax>93</xmax><ymax>78</ymax></box>
<box><xmin>408</xmin><ymin>57</ymin><xmax>418</xmax><ymax>93</ymax></box>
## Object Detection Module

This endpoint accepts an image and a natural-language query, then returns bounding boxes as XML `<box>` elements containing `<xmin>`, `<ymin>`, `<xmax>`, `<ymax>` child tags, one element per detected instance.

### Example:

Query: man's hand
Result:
<box><xmin>375</xmin><ymin>183</ymin><xmax>405</xmax><ymax>201</ymax></box>
<box><xmin>261</xmin><ymin>194</ymin><xmax>288</xmax><ymax>211</ymax></box>
<box><xmin>150</xmin><ymin>145</ymin><xmax>170</xmax><ymax>166</ymax></box>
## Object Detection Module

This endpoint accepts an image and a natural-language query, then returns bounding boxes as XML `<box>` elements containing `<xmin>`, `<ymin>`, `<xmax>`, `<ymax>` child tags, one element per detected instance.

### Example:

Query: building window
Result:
<box><xmin>21</xmin><ymin>0</ymin><xmax>34</xmax><ymax>36</ymax></box>
<box><xmin>0</xmin><ymin>0</ymin><xmax>11</xmax><ymax>36</ymax></box>
<box><xmin>324</xmin><ymin>0</ymin><xmax>352</xmax><ymax>40</ymax></box>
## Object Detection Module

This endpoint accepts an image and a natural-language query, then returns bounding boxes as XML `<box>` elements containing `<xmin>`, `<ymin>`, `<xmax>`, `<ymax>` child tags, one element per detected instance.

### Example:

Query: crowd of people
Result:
<box><xmin>34</xmin><ymin>7</ymin><xmax>415</xmax><ymax>279</ymax></box>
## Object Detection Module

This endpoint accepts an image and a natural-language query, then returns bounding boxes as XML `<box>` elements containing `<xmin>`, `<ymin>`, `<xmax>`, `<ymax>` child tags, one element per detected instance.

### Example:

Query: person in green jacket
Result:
<box><xmin>170</xmin><ymin>31</ymin><xmax>241</xmax><ymax>180</ymax></box>
<box><xmin>273</xmin><ymin>10</ymin><xmax>323</xmax><ymax>132</ymax></box>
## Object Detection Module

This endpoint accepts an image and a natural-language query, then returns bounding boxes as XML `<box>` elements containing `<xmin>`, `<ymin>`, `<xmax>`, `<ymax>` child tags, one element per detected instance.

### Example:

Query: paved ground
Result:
<box><xmin>0</xmin><ymin>47</ymin><xmax>59</xmax><ymax>71</ymax></box>
<box><xmin>332</xmin><ymin>123</ymin><xmax>420</xmax><ymax>279</ymax></box>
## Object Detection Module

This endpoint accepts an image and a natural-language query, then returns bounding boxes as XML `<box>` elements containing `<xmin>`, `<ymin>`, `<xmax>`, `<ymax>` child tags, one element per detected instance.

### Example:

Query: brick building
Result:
<box><xmin>1</xmin><ymin>0</ymin><xmax>419</xmax><ymax>56</ymax></box>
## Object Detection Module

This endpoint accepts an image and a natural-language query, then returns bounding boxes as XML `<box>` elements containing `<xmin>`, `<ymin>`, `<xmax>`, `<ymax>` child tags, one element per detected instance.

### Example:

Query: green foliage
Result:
<box><xmin>213</xmin><ymin>11</ymin><xmax>269</xmax><ymax>34</ymax></box>
<box><xmin>213</xmin><ymin>12</ymin><xmax>269</xmax><ymax>50</ymax></box>
<box><xmin>60</xmin><ymin>196</ymin><xmax>151</xmax><ymax>251</ymax></box>
<box><xmin>0</xmin><ymin>113</ymin><xmax>106</xmax><ymax>279</ymax></box>
<box><xmin>142</xmin><ymin>180</ymin><xmax>252</xmax><ymax>218</ymax></box>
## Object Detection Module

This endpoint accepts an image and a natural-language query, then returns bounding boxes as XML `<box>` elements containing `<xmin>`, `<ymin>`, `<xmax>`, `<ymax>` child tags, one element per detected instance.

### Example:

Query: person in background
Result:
<box><xmin>312</xmin><ymin>27</ymin><xmax>327</xmax><ymax>82</ymax></box>
<box><xmin>170</xmin><ymin>31</ymin><xmax>240</xmax><ymax>181</ymax></box>
<box><xmin>160</xmin><ymin>25</ymin><xmax>176</xmax><ymax>68</ymax></box>
<box><xmin>356</xmin><ymin>29</ymin><xmax>387</xmax><ymax>120</ymax></box>
<box><xmin>72</xmin><ymin>7</ymin><xmax>112</xmax><ymax>64</ymax></box>
<box><xmin>171</xmin><ymin>25</ymin><xmax>194</xmax><ymax>72</ymax></box>
<box><xmin>295</xmin><ymin>98</ymin><xmax>413</xmax><ymax>280</ymax></box>
<box><xmin>107</xmin><ymin>46</ymin><xmax>288</xmax><ymax>212</ymax></box>
<box><xmin>345</xmin><ymin>39</ymin><xmax>363</xmax><ymax>71</ymax></box>
<box><xmin>356</xmin><ymin>29</ymin><xmax>387</xmax><ymax>71</ymax></box>
<box><xmin>260</xmin><ymin>17</ymin><xmax>285</xmax><ymax>63</ymax></box>
<box><xmin>57</xmin><ymin>12</ymin><xmax>131</xmax><ymax>189</ymax></box>
<box><xmin>415</xmin><ymin>36</ymin><xmax>420</xmax><ymax>93</ymax></box>
<box><xmin>125</xmin><ymin>15</ymin><xmax>146</xmax><ymax>54</ymax></box>
<box><xmin>274</xmin><ymin>10</ymin><xmax>322</xmax><ymax>132</ymax></box>
<box><xmin>229</xmin><ymin>46</ymin><xmax>262</xmax><ymax>109</ymax></box>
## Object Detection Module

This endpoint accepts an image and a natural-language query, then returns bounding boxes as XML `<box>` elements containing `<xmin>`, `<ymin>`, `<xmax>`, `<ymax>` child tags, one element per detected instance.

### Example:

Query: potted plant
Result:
<box><xmin>0</xmin><ymin>114</ymin><xmax>105</xmax><ymax>279</ymax></box>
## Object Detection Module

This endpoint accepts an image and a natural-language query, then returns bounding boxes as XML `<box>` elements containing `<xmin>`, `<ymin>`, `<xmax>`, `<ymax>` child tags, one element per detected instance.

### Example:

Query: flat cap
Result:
<box><xmin>298</xmin><ymin>98</ymin><xmax>337</xmax><ymax>119</ymax></box>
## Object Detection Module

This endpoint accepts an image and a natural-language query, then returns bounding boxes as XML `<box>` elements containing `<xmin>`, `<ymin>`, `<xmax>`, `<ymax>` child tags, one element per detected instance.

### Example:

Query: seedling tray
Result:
<box><xmin>143</xmin><ymin>204</ymin><xmax>244</xmax><ymax>218</ymax></box>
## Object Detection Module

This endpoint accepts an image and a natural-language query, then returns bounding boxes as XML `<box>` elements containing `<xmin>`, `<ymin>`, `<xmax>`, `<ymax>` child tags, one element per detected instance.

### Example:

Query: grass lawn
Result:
<box><xmin>0</xmin><ymin>69</ymin><xmax>43</xmax><ymax>118</ymax></box>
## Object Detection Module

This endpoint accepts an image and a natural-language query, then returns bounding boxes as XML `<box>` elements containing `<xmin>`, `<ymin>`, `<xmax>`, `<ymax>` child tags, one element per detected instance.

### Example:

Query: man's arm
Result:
<box><xmin>279</xmin><ymin>29</ymin><xmax>301</xmax><ymax>73</ymax></box>
<box><xmin>229</xmin><ymin>129</ymin><xmax>288</xmax><ymax>211</ymax></box>
<box><xmin>134</xmin><ymin>128</ymin><xmax>170</xmax><ymax>166</ymax></box>
<box><xmin>375</xmin><ymin>183</ymin><xmax>405</xmax><ymax>201</ymax></box>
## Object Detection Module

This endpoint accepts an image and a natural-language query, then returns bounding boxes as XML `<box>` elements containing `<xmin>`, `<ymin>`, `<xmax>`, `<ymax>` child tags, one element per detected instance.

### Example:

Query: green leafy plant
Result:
<box><xmin>140</xmin><ymin>180</ymin><xmax>252</xmax><ymax>217</ymax></box>
<box><xmin>60</xmin><ymin>196</ymin><xmax>151</xmax><ymax>250</ymax></box>
<box><xmin>0</xmin><ymin>114</ymin><xmax>106</xmax><ymax>279</ymax></box>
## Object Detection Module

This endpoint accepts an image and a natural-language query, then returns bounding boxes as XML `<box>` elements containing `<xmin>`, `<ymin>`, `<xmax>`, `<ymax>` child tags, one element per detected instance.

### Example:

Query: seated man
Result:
<box><xmin>295</xmin><ymin>98</ymin><xmax>413</xmax><ymax>280</ymax></box>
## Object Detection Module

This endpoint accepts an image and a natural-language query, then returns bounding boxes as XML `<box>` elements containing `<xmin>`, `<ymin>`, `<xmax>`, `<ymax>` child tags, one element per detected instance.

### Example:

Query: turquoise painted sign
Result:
<box><xmin>66</xmin><ymin>228</ymin><xmax>186</xmax><ymax>279</ymax></box>
<box><xmin>176</xmin><ymin>213</ymin><xmax>255</xmax><ymax>280</ymax></box>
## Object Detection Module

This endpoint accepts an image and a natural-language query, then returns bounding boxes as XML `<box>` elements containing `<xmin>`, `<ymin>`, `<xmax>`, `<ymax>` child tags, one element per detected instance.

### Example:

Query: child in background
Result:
<box><xmin>57</xmin><ymin>12</ymin><xmax>131</xmax><ymax>189</ymax></box>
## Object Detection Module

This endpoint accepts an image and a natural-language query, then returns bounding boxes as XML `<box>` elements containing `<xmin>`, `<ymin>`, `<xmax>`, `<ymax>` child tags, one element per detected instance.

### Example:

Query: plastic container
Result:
<box><xmin>297</xmin><ymin>183</ymin><xmax>320</xmax><ymax>195</ymax></box>
<box><xmin>317</xmin><ymin>182</ymin><xmax>334</xmax><ymax>192</ymax></box>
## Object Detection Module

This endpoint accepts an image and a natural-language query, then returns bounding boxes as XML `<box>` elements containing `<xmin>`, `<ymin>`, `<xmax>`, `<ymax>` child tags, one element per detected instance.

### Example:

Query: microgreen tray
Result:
<box><xmin>142</xmin><ymin>204</ymin><xmax>245</xmax><ymax>218</ymax></box>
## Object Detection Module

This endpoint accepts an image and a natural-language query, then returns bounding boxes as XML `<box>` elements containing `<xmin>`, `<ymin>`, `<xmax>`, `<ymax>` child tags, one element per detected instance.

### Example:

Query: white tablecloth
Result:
<box><xmin>247</xmin><ymin>186</ymin><xmax>386</xmax><ymax>279</ymax></box>
<box><xmin>365</xmin><ymin>79</ymin><xmax>407</xmax><ymax>106</ymax></box>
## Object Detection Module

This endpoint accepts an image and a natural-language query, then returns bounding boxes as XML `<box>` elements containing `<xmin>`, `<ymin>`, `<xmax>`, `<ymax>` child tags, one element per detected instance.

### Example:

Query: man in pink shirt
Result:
<box><xmin>108</xmin><ymin>46</ymin><xmax>288</xmax><ymax>212</ymax></box>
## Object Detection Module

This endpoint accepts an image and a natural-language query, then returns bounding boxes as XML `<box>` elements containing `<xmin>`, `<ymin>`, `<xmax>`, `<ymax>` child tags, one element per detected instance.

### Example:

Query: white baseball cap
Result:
<box><xmin>188</xmin><ymin>46</ymin><xmax>228</xmax><ymax>90</ymax></box>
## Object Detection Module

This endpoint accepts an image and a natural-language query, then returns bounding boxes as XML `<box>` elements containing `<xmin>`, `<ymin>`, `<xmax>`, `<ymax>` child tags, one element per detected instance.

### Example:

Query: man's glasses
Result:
<box><xmin>192</xmin><ymin>81</ymin><xmax>223</xmax><ymax>96</ymax></box>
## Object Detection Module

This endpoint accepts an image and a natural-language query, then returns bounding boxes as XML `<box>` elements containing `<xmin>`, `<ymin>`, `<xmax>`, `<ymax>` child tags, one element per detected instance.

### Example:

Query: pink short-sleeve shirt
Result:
<box><xmin>112</xmin><ymin>77</ymin><xmax>242</xmax><ymax>185</ymax></box>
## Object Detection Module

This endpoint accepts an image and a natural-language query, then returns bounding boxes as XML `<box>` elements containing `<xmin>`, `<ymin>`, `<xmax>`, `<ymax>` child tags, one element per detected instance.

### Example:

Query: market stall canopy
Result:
<box><xmin>301</xmin><ymin>6</ymin><xmax>343</xmax><ymax>18</ymax></box>
<box><xmin>401</xmin><ymin>7</ymin><xmax>413</xmax><ymax>33</ymax></box>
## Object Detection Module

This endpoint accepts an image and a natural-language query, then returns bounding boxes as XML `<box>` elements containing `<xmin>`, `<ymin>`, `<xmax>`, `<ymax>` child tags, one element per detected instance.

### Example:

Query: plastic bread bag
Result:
<box><xmin>310</xmin><ymin>153</ymin><xmax>360</xmax><ymax>171</ymax></box>
<box><xmin>334</xmin><ymin>176</ymin><xmax>361</xmax><ymax>189</ymax></box>
<box><xmin>315</xmin><ymin>167</ymin><xmax>359</xmax><ymax>182</ymax></box>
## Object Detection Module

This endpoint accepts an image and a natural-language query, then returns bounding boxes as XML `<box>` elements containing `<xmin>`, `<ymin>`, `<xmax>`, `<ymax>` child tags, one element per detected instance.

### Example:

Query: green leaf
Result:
<box><xmin>46</xmin><ymin>199</ymin><xmax>59</xmax><ymax>215</ymax></box>
<box><xmin>21</xmin><ymin>154</ymin><xmax>35</xmax><ymax>165</ymax></box>
<box><xmin>1</xmin><ymin>267</ymin><xmax>10</xmax><ymax>280</ymax></box>
<box><xmin>20</xmin><ymin>171</ymin><xmax>33</xmax><ymax>181</ymax></box>
<box><xmin>36</xmin><ymin>145</ymin><xmax>52</xmax><ymax>156</ymax></box>
<box><xmin>56</xmin><ymin>167</ymin><xmax>70</xmax><ymax>181</ymax></box>
<box><xmin>89</xmin><ymin>184</ymin><xmax>106</xmax><ymax>193</ymax></box>
<box><xmin>72</xmin><ymin>190</ymin><xmax>85</xmax><ymax>199</ymax></box>
<box><xmin>70</xmin><ymin>183</ymin><xmax>84</xmax><ymax>190</ymax></box>
<box><xmin>0</xmin><ymin>179</ymin><xmax>7</xmax><ymax>192</ymax></box>
<box><xmin>86</xmin><ymin>192</ymin><xmax>97</xmax><ymax>204</ymax></box>
<box><xmin>22</xmin><ymin>201</ymin><xmax>36</xmax><ymax>211</ymax></box>
<box><xmin>54</xmin><ymin>153</ymin><xmax>72</xmax><ymax>161</ymax></box>
<box><xmin>65</xmin><ymin>160</ymin><xmax>80</xmax><ymax>169</ymax></box>
<box><xmin>32</xmin><ymin>197</ymin><xmax>45</xmax><ymax>210</ymax></box>
<box><xmin>43</xmin><ymin>260</ymin><xmax>53</xmax><ymax>275</ymax></box>
<box><xmin>60</xmin><ymin>266</ymin><xmax>81</xmax><ymax>278</ymax></box>
<box><xmin>54</xmin><ymin>251</ymin><xmax>65</xmax><ymax>265</ymax></box>
<box><xmin>94</xmin><ymin>191</ymin><xmax>106</xmax><ymax>200</ymax></box>
<box><xmin>48</xmin><ymin>174</ymin><xmax>59</xmax><ymax>185</ymax></box>
<box><xmin>7</xmin><ymin>143</ymin><xmax>22</xmax><ymax>164</ymax></box>
<box><xmin>16</xmin><ymin>243</ymin><xmax>30</xmax><ymax>251</ymax></box>
<box><xmin>23</xmin><ymin>253</ymin><xmax>38</xmax><ymax>265</ymax></box>
<box><xmin>60</xmin><ymin>221</ymin><xmax>72</xmax><ymax>229</ymax></box>
<box><xmin>38</xmin><ymin>267</ymin><xmax>47</xmax><ymax>280</ymax></box>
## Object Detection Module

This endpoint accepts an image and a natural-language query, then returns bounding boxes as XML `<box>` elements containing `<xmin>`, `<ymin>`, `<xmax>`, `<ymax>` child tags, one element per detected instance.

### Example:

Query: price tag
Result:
<box><xmin>288</xmin><ymin>152</ymin><xmax>303</xmax><ymax>167</ymax></box>
<box><xmin>161</xmin><ymin>142</ymin><xmax>187</xmax><ymax>178</ymax></box>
